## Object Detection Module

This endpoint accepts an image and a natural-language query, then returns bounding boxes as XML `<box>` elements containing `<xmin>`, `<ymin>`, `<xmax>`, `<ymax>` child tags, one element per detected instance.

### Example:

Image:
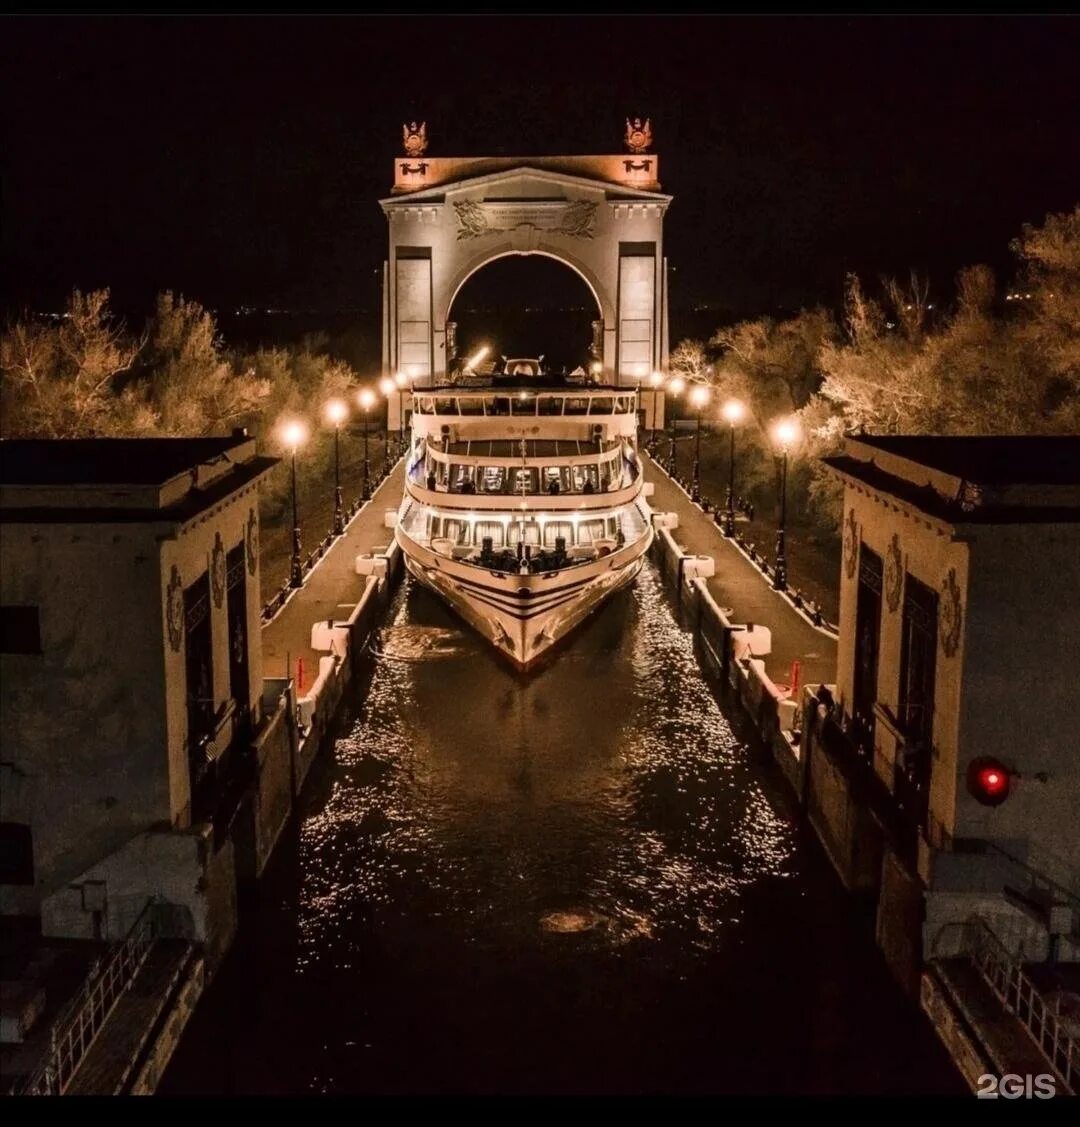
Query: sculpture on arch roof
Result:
<box><xmin>402</xmin><ymin>121</ymin><xmax>428</xmax><ymax>157</ymax></box>
<box><xmin>624</xmin><ymin>117</ymin><xmax>652</xmax><ymax>154</ymax></box>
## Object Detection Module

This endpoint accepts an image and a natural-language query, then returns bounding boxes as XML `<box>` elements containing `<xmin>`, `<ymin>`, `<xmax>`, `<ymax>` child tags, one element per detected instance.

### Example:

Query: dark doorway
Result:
<box><xmin>450</xmin><ymin>255</ymin><xmax>599</xmax><ymax>372</ymax></box>
<box><xmin>852</xmin><ymin>546</ymin><xmax>883</xmax><ymax>759</ymax></box>
<box><xmin>184</xmin><ymin>571</ymin><xmax>214</xmax><ymax>808</ymax></box>
<box><xmin>896</xmin><ymin>574</ymin><xmax>938</xmax><ymax>829</ymax></box>
<box><xmin>226</xmin><ymin>543</ymin><xmax>250</xmax><ymax>737</ymax></box>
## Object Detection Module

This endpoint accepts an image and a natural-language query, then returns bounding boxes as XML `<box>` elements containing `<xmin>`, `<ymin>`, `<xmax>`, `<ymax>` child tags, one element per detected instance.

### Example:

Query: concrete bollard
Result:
<box><xmin>355</xmin><ymin>553</ymin><xmax>389</xmax><ymax>578</ymax></box>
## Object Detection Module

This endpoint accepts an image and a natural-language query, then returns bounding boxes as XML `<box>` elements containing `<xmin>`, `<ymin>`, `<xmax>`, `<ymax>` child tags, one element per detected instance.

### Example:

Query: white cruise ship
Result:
<box><xmin>393</xmin><ymin>360</ymin><xmax>654</xmax><ymax>669</ymax></box>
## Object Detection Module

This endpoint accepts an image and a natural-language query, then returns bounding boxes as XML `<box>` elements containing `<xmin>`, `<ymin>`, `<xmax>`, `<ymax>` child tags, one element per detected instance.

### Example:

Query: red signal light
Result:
<box><xmin>967</xmin><ymin>756</ymin><xmax>1012</xmax><ymax>806</ymax></box>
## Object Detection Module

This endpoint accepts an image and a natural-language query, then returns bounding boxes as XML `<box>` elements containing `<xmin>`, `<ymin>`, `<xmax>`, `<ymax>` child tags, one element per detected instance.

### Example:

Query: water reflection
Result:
<box><xmin>162</xmin><ymin>563</ymin><xmax>960</xmax><ymax>1095</ymax></box>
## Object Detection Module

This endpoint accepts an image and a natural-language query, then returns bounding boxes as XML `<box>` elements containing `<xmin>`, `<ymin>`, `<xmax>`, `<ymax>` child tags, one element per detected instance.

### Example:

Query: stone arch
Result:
<box><xmin>439</xmin><ymin>244</ymin><xmax>613</xmax><ymax>331</ymax></box>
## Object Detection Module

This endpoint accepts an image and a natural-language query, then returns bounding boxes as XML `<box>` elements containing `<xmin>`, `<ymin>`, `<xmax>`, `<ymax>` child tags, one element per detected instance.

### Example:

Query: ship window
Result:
<box><xmin>511</xmin><ymin>467</ymin><xmax>538</xmax><ymax>494</ymax></box>
<box><xmin>442</xmin><ymin>519</ymin><xmax>468</xmax><ymax>545</ymax></box>
<box><xmin>565</xmin><ymin>397</ymin><xmax>590</xmax><ymax>414</ymax></box>
<box><xmin>435</xmin><ymin>397</ymin><xmax>457</xmax><ymax>415</ymax></box>
<box><xmin>508</xmin><ymin>521</ymin><xmax>541</xmax><ymax>547</ymax></box>
<box><xmin>475</xmin><ymin>521</ymin><xmax>504</xmax><ymax>548</ymax></box>
<box><xmin>577</xmin><ymin>519</ymin><xmax>605</xmax><ymax>546</ymax></box>
<box><xmin>538</xmin><ymin>395</ymin><xmax>561</xmax><ymax>416</ymax></box>
<box><xmin>543</xmin><ymin>521</ymin><xmax>573</xmax><ymax>548</ymax></box>
<box><xmin>480</xmin><ymin>466</ymin><xmax>505</xmax><ymax>493</ymax></box>
<box><xmin>590</xmin><ymin>397</ymin><xmax>615</xmax><ymax>414</ymax></box>
<box><xmin>458</xmin><ymin>398</ymin><xmax>484</xmax><ymax>415</ymax></box>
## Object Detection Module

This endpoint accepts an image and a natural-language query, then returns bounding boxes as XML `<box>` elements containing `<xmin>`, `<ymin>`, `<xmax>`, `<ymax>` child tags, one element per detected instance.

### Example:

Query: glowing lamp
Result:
<box><xmin>668</xmin><ymin>376</ymin><xmax>685</xmax><ymax>396</ymax></box>
<box><xmin>590</xmin><ymin>361</ymin><xmax>602</xmax><ymax>375</ymax></box>
<box><xmin>773</xmin><ymin>418</ymin><xmax>800</xmax><ymax>449</ymax></box>
<box><xmin>394</xmin><ymin>370</ymin><xmax>409</xmax><ymax>389</ymax></box>
<box><xmin>357</xmin><ymin>388</ymin><xmax>376</xmax><ymax>411</ymax></box>
<box><xmin>967</xmin><ymin>756</ymin><xmax>1012</xmax><ymax>807</ymax></box>
<box><xmin>281</xmin><ymin>420</ymin><xmax>307</xmax><ymax>450</ymax></box>
<box><xmin>324</xmin><ymin>398</ymin><xmax>348</xmax><ymax>426</ymax></box>
<box><xmin>379</xmin><ymin>375</ymin><xmax>396</xmax><ymax>397</ymax></box>
<box><xmin>690</xmin><ymin>384</ymin><xmax>711</xmax><ymax>409</ymax></box>
<box><xmin>722</xmin><ymin>399</ymin><xmax>745</xmax><ymax>425</ymax></box>
<box><xmin>649</xmin><ymin>371</ymin><xmax>664</xmax><ymax>388</ymax></box>
<box><xmin>466</xmin><ymin>345</ymin><xmax>490</xmax><ymax>371</ymax></box>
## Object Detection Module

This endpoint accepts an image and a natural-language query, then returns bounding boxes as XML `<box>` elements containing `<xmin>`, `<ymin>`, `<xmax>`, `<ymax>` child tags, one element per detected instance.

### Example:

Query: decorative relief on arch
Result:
<box><xmin>211</xmin><ymin>532</ymin><xmax>226</xmax><ymax>609</ymax></box>
<box><xmin>453</xmin><ymin>199</ymin><xmax>598</xmax><ymax>241</ymax></box>
<box><xmin>245</xmin><ymin>508</ymin><xmax>258</xmax><ymax>575</ymax></box>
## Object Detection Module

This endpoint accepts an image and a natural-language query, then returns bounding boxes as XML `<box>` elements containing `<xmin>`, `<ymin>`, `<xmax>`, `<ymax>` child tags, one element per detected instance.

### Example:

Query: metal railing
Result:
<box><xmin>938</xmin><ymin>916</ymin><xmax>1077</xmax><ymax>1093</ymax></box>
<box><xmin>17</xmin><ymin>898</ymin><xmax>160</xmax><ymax>1096</ymax></box>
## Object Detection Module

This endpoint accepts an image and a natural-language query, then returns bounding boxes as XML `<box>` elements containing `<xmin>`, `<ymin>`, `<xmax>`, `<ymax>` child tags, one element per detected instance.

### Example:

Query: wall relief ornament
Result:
<box><xmin>166</xmin><ymin>565</ymin><xmax>185</xmax><ymax>652</ymax></box>
<box><xmin>624</xmin><ymin>117</ymin><xmax>652</xmax><ymax>154</ymax></box>
<box><xmin>402</xmin><ymin>121</ymin><xmax>428</xmax><ymax>157</ymax></box>
<box><xmin>842</xmin><ymin>507</ymin><xmax>858</xmax><ymax>580</ymax></box>
<box><xmin>246</xmin><ymin>508</ymin><xmax>258</xmax><ymax>575</ymax></box>
<box><xmin>453</xmin><ymin>199</ymin><xmax>598</xmax><ymax>241</ymax></box>
<box><xmin>211</xmin><ymin>532</ymin><xmax>226</xmax><ymax>609</ymax></box>
<box><xmin>939</xmin><ymin>567</ymin><xmax>963</xmax><ymax>658</ymax></box>
<box><xmin>884</xmin><ymin>533</ymin><xmax>903</xmax><ymax>613</ymax></box>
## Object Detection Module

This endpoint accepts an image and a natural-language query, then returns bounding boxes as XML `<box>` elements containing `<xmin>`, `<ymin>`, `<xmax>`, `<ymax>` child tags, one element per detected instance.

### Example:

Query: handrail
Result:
<box><xmin>16</xmin><ymin>898</ymin><xmax>161</xmax><ymax>1096</ymax></box>
<box><xmin>933</xmin><ymin>915</ymin><xmax>1077</xmax><ymax>1093</ymax></box>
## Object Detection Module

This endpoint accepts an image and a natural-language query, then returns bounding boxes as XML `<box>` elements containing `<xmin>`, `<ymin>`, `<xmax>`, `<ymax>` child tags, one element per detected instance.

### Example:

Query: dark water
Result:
<box><xmin>162</xmin><ymin>565</ymin><xmax>961</xmax><ymax>1095</ymax></box>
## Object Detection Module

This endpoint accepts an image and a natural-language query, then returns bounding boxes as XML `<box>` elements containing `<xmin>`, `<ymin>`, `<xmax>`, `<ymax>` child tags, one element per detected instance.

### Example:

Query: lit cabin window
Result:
<box><xmin>0</xmin><ymin>606</ymin><xmax>42</xmax><ymax>654</ymax></box>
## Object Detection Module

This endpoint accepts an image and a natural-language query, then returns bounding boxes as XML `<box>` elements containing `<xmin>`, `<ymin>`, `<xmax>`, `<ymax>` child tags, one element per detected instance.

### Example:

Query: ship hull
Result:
<box><xmin>397</xmin><ymin>523</ymin><xmax>652</xmax><ymax>670</ymax></box>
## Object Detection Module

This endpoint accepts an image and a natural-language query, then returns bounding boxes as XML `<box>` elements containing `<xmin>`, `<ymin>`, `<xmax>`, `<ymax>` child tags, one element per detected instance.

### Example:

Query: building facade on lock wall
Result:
<box><xmin>0</xmin><ymin>435</ymin><xmax>277</xmax><ymax>936</ymax></box>
<box><xmin>819</xmin><ymin>435</ymin><xmax>1080</xmax><ymax>970</ymax></box>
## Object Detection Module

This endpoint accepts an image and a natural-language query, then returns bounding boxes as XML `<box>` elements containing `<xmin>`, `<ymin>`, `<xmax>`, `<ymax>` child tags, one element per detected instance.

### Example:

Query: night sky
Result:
<box><xmin>3</xmin><ymin>14</ymin><xmax>1078</xmax><ymax>321</ymax></box>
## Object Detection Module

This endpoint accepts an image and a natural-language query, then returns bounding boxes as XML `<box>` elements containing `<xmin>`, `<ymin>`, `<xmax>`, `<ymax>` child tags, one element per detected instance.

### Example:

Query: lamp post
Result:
<box><xmin>667</xmin><ymin>375</ymin><xmax>685</xmax><ymax>475</ymax></box>
<box><xmin>379</xmin><ymin>375</ymin><xmax>396</xmax><ymax>471</ymax></box>
<box><xmin>689</xmin><ymin>383</ymin><xmax>710</xmax><ymax>502</ymax></box>
<box><xmin>772</xmin><ymin>418</ymin><xmax>799</xmax><ymax>591</ymax></box>
<box><xmin>721</xmin><ymin>399</ymin><xmax>745</xmax><ymax>537</ymax></box>
<box><xmin>282</xmin><ymin>421</ymin><xmax>307</xmax><ymax>588</ymax></box>
<box><xmin>358</xmin><ymin>388</ymin><xmax>376</xmax><ymax>500</ymax></box>
<box><xmin>648</xmin><ymin>370</ymin><xmax>664</xmax><ymax>450</ymax></box>
<box><xmin>325</xmin><ymin>399</ymin><xmax>348</xmax><ymax>536</ymax></box>
<box><xmin>394</xmin><ymin>370</ymin><xmax>410</xmax><ymax>453</ymax></box>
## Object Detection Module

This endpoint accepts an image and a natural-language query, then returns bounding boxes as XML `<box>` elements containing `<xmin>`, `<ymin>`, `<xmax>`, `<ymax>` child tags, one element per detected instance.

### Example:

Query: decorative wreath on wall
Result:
<box><xmin>884</xmin><ymin>533</ymin><xmax>904</xmax><ymax>614</ymax></box>
<box><xmin>245</xmin><ymin>508</ymin><xmax>258</xmax><ymax>576</ymax></box>
<box><xmin>211</xmin><ymin>532</ymin><xmax>226</xmax><ymax>609</ymax></box>
<box><xmin>166</xmin><ymin>565</ymin><xmax>185</xmax><ymax>652</ymax></box>
<box><xmin>842</xmin><ymin>507</ymin><xmax>858</xmax><ymax>580</ymax></box>
<box><xmin>939</xmin><ymin>567</ymin><xmax>963</xmax><ymax>658</ymax></box>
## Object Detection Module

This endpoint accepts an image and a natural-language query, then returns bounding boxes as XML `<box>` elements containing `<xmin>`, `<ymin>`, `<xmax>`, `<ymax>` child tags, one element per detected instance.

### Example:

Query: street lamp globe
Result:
<box><xmin>667</xmin><ymin>375</ymin><xmax>685</xmax><ymax>396</ymax></box>
<box><xmin>357</xmin><ymin>388</ymin><xmax>376</xmax><ymax>412</ymax></box>
<box><xmin>324</xmin><ymin>399</ymin><xmax>348</xmax><ymax>427</ymax></box>
<box><xmin>649</xmin><ymin>370</ymin><xmax>664</xmax><ymax>388</ymax></box>
<box><xmin>774</xmin><ymin>417</ymin><xmax>800</xmax><ymax>450</ymax></box>
<box><xmin>282</xmin><ymin>420</ymin><xmax>307</xmax><ymax>451</ymax></box>
<box><xmin>722</xmin><ymin>399</ymin><xmax>745</xmax><ymax>425</ymax></box>
<box><xmin>690</xmin><ymin>383</ymin><xmax>710</xmax><ymax>410</ymax></box>
<box><xmin>394</xmin><ymin>370</ymin><xmax>409</xmax><ymax>389</ymax></box>
<box><xmin>379</xmin><ymin>375</ymin><xmax>396</xmax><ymax>398</ymax></box>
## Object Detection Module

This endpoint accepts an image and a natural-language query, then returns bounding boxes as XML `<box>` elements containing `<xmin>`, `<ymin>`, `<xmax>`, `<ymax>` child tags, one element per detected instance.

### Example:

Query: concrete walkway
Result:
<box><xmin>261</xmin><ymin>462</ymin><xmax>405</xmax><ymax>687</ymax></box>
<box><xmin>644</xmin><ymin>454</ymin><xmax>837</xmax><ymax>691</ymax></box>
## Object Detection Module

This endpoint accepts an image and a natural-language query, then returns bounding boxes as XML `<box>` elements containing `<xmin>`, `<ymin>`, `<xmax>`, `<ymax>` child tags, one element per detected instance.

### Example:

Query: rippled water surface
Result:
<box><xmin>163</xmin><ymin>565</ymin><xmax>960</xmax><ymax>1095</ymax></box>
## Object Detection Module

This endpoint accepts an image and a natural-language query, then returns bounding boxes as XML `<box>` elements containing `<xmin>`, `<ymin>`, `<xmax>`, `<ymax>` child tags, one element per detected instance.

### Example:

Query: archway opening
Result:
<box><xmin>448</xmin><ymin>255</ymin><xmax>600</xmax><ymax>374</ymax></box>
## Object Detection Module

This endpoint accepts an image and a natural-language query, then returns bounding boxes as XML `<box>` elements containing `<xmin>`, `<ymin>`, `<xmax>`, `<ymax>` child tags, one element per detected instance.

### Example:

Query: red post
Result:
<box><xmin>297</xmin><ymin>657</ymin><xmax>305</xmax><ymax>694</ymax></box>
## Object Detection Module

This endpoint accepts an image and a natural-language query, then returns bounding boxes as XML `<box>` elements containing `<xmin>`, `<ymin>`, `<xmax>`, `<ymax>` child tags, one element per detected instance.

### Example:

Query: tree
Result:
<box><xmin>1</xmin><ymin>289</ymin><xmax>146</xmax><ymax>438</ymax></box>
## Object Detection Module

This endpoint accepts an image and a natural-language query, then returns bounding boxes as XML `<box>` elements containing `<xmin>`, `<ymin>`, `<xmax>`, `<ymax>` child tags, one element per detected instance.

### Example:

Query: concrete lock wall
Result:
<box><xmin>956</xmin><ymin>527</ymin><xmax>1080</xmax><ymax>879</ymax></box>
<box><xmin>0</xmin><ymin>521</ymin><xmax>171</xmax><ymax>915</ymax></box>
